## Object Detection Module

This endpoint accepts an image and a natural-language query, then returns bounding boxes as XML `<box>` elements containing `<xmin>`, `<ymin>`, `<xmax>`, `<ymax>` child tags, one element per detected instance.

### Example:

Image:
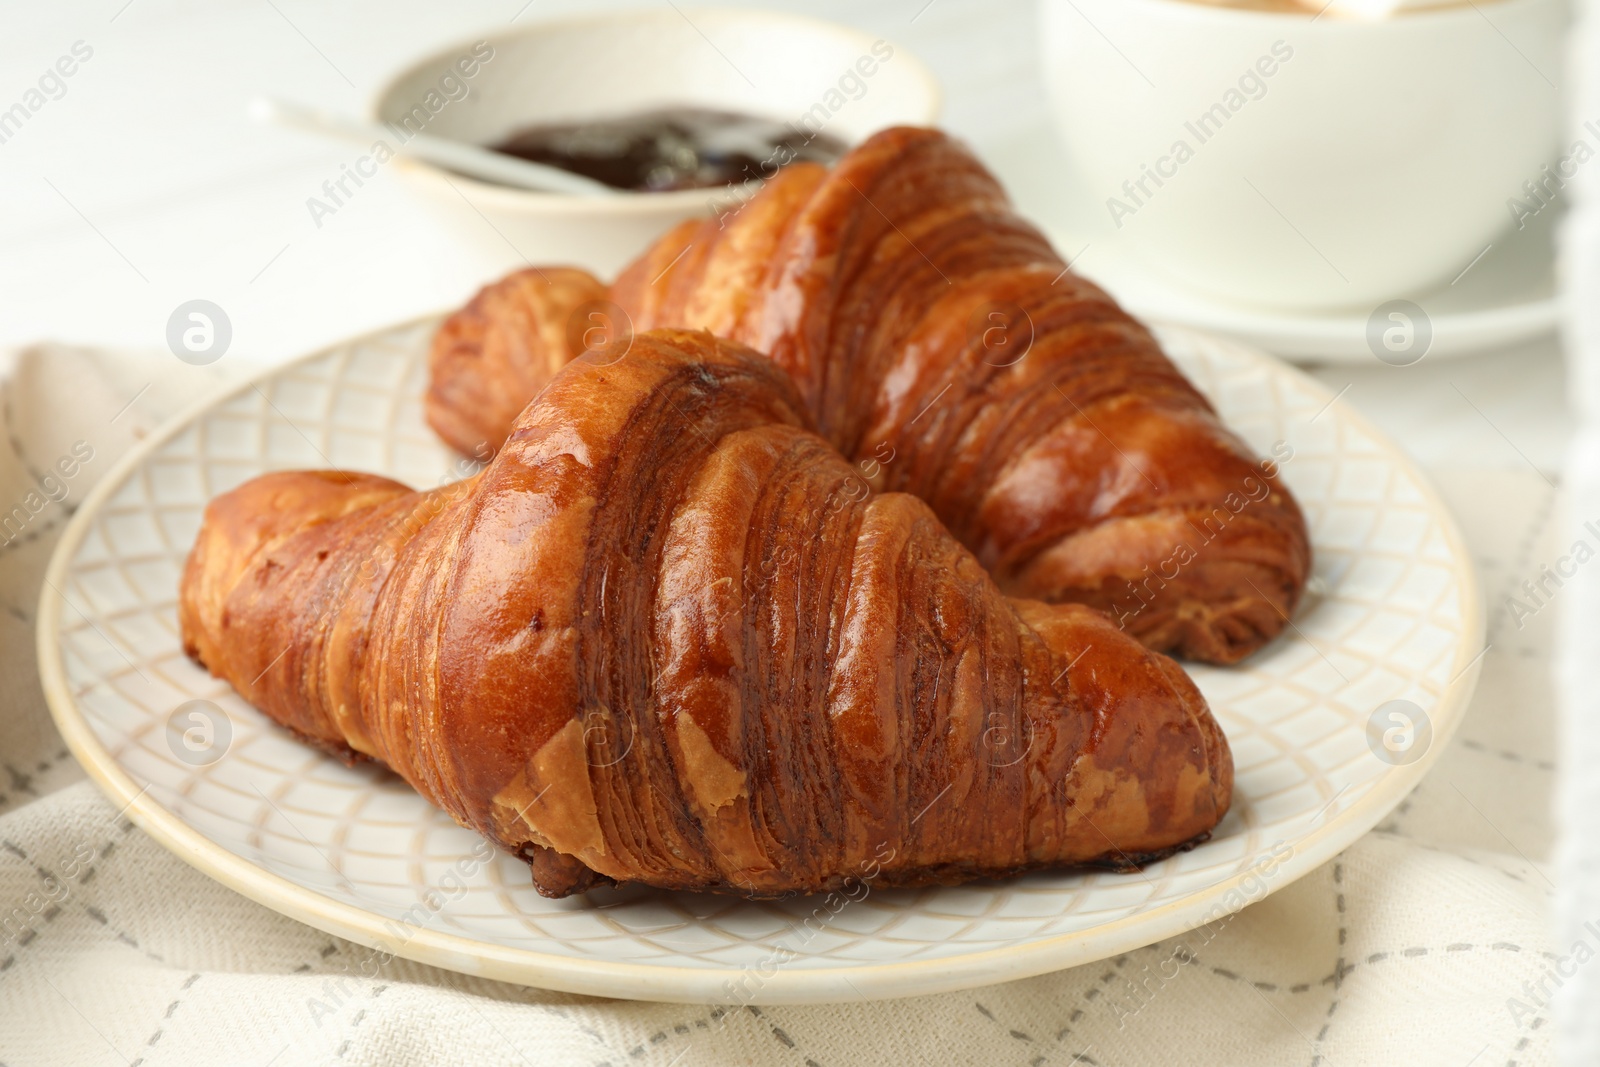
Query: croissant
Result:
<box><xmin>181</xmin><ymin>330</ymin><xmax>1231</xmax><ymax>898</ymax></box>
<box><xmin>425</xmin><ymin>127</ymin><xmax>1311</xmax><ymax>666</ymax></box>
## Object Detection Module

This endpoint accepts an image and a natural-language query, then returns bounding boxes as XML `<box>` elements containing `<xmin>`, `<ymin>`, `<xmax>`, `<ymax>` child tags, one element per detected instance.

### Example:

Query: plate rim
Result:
<box><xmin>35</xmin><ymin>315</ymin><xmax>1487</xmax><ymax>1004</ymax></box>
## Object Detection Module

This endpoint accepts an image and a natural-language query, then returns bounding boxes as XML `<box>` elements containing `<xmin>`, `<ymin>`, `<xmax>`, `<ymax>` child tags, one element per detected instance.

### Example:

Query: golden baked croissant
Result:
<box><xmin>425</xmin><ymin>127</ymin><xmax>1310</xmax><ymax>666</ymax></box>
<box><xmin>182</xmin><ymin>330</ymin><xmax>1231</xmax><ymax>898</ymax></box>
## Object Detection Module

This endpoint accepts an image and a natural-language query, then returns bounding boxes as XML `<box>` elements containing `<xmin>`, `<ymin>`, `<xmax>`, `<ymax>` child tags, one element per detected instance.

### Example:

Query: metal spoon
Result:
<box><xmin>250</xmin><ymin>96</ymin><xmax>619</xmax><ymax>197</ymax></box>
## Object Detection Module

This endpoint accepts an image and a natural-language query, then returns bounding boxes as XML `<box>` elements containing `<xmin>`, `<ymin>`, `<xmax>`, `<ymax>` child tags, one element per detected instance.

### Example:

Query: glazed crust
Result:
<box><xmin>427</xmin><ymin>266</ymin><xmax>609</xmax><ymax>459</ymax></box>
<box><xmin>182</xmin><ymin>330</ymin><xmax>1232</xmax><ymax>898</ymax></box>
<box><xmin>424</xmin><ymin>128</ymin><xmax>1311</xmax><ymax>665</ymax></box>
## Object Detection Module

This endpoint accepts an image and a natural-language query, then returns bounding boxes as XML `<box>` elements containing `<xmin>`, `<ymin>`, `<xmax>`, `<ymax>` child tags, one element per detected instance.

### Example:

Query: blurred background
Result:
<box><xmin>0</xmin><ymin>0</ymin><xmax>1570</xmax><ymax>473</ymax></box>
<box><xmin>0</xmin><ymin>0</ymin><xmax>1044</xmax><ymax>359</ymax></box>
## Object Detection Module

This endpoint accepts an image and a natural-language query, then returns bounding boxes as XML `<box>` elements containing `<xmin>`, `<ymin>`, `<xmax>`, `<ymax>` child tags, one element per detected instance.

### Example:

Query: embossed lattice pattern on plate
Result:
<box><xmin>41</xmin><ymin>320</ymin><xmax>1478</xmax><ymax>1001</ymax></box>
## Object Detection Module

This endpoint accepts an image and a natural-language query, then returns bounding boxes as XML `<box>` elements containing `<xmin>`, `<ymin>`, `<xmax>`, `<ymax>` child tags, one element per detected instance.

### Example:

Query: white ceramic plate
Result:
<box><xmin>37</xmin><ymin>318</ymin><xmax>1483</xmax><ymax>1004</ymax></box>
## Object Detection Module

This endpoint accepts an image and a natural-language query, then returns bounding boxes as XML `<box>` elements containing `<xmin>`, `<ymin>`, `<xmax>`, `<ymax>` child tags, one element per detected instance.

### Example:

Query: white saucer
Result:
<box><xmin>989</xmin><ymin>126</ymin><xmax>1559</xmax><ymax>364</ymax></box>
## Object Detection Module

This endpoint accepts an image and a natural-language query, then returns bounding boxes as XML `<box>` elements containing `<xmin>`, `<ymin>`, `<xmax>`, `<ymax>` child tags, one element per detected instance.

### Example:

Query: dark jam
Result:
<box><xmin>488</xmin><ymin>107</ymin><xmax>848</xmax><ymax>192</ymax></box>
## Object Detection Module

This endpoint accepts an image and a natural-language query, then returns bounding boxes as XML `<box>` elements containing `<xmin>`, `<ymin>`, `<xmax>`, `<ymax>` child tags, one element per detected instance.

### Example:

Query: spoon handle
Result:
<box><xmin>250</xmin><ymin>97</ymin><xmax>619</xmax><ymax>198</ymax></box>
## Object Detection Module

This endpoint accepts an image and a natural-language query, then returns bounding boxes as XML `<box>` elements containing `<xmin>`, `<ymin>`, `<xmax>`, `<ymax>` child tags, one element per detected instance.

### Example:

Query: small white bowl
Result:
<box><xmin>371</xmin><ymin>9</ymin><xmax>941</xmax><ymax>275</ymax></box>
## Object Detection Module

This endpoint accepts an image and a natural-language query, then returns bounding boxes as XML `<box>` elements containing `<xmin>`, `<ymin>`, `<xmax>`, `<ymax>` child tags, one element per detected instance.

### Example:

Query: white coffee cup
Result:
<box><xmin>1038</xmin><ymin>0</ymin><xmax>1567</xmax><ymax>310</ymax></box>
